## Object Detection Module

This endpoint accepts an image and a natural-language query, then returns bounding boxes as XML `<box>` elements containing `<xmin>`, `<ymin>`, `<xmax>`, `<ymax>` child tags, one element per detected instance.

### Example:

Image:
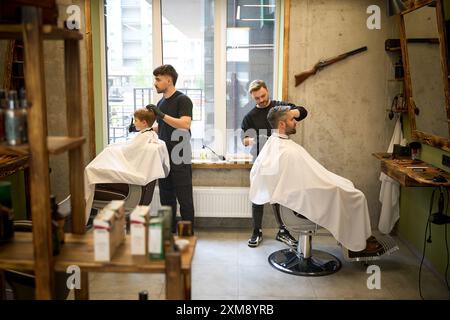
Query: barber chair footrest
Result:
<box><xmin>268</xmin><ymin>248</ymin><xmax>341</xmax><ymax>276</ymax></box>
<box><xmin>342</xmin><ymin>235</ymin><xmax>400</xmax><ymax>263</ymax></box>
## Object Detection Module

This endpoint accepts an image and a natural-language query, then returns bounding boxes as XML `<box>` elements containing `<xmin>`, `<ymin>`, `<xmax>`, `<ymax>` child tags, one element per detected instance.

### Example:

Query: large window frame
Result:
<box><xmin>99</xmin><ymin>0</ymin><xmax>284</xmax><ymax>157</ymax></box>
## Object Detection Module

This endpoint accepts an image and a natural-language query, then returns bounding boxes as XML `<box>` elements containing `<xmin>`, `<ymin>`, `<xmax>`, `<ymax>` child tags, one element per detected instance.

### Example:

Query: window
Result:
<box><xmin>161</xmin><ymin>0</ymin><xmax>214</xmax><ymax>152</ymax></box>
<box><xmin>103</xmin><ymin>0</ymin><xmax>281</xmax><ymax>157</ymax></box>
<box><xmin>226</xmin><ymin>0</ymin><xmax>277</xmax><ymax>156</ymax></box>
<box><xmin>105</xmin><ymin>0</ymin><xmax>153</xmax><ymax>144</ymax></box>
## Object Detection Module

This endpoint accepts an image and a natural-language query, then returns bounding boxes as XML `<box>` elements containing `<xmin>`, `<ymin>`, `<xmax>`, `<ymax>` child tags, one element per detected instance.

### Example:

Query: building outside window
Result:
<box><xmin>104</xmin><ymin>0</ymin><xmax>280</xmax><ymax>161</ymax></box>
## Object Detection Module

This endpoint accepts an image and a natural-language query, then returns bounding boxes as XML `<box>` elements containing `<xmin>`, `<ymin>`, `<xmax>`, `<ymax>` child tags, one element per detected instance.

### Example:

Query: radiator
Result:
<box><xmin>150</xmin><ymin>186</ymin><xmax>252</xmax><ymax>218</ymax></box>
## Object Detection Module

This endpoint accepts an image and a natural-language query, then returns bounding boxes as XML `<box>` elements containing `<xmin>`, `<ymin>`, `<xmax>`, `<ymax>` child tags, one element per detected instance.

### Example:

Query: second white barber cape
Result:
<box><xmin>378</xmin><ymin>117</ymin><xmax>403</xmax><ymax>234</ymax></box>
<box><xmin>249</xmin><ymin>134</ymin><xmax>372</xmax><ymax>252</ymax></box>
<box><xmin>84</xmin><ymin>130</ymin><xmax>170</xmax><ymax>223</ymax></box>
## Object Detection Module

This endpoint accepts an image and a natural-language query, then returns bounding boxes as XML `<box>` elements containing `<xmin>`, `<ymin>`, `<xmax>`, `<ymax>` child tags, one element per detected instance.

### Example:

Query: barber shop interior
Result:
<box><xmin>1</xmin><ymin>0</ymin><xmax>450</xmax><ymax>302</ymax></box>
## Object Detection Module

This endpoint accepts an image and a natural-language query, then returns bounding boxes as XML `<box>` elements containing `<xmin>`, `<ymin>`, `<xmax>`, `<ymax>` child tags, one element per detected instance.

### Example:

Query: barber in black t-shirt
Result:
<box><xmin>149</xmin><ymin>65</ymin><xmax>195</xmax><ymax>233</ymax></box>
<box><xmin>242</xmin><ymin>80</ymin><xmax>308</xmax><ymax>248</ymax></box>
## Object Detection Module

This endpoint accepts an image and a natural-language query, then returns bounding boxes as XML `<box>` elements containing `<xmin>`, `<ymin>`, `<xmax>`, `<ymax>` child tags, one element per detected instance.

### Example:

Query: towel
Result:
<box><xmin>378</xmin><ymin>117</ymin><xmax>403</xmax><ymax>234</ymax></box>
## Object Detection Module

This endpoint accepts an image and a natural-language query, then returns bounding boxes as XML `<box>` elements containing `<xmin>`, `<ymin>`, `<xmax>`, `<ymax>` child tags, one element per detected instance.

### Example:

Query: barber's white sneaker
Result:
<box><xmin>248</xmin><ymin>229</ymin><xmax>263</xmax><ymax>248</ymax></box>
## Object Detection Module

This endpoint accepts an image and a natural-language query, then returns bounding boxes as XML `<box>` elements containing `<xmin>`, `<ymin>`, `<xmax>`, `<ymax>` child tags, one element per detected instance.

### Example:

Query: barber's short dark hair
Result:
<box><xmin>267</xmin><ymin>105</ymin><xmax>291</xmax><ymax>129</ymax></box>
<box><xmin>153</xmin><ymin>64</ymin><xmax>178</xmax><ymax>86</ymax></box>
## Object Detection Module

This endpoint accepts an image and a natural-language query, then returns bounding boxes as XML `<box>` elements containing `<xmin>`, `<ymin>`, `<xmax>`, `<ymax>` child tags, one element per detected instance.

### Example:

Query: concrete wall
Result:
<box><xmin>46</xmin><ymin>0</ymin><xmax>91</xmax><ymax>203</ymax></box>
<box><xmin>287</xmin><ymin>0</ymin><xmax>399</xmax><ymax>227</ymax></box>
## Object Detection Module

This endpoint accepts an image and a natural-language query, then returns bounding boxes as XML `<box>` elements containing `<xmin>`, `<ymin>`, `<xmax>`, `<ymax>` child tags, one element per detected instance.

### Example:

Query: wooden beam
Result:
<box><xmin>165</xmin><ymin>252</ymin><xmax>183</xmax><ymax>299</ymax></box>
<box><xmin>399</xmin><ymin>14</ymin><xmax>416</xmax><ymax>134</ymax></box>
<box><xmin>64</xmin><ymin>39</ymin><xmax>86</xmax><ymax>235</ymax></box>
<box><xmin>435</xmin><ymin>0</ymin><xmax>450</xmax><ymax>138</ymax></box>
<box><xmin>84</xmin><ymin>0</ymin><xmax>96</xmax><ymax>161</ymax></box>
<box><xmin>282</xmin><ymin>0</ymin><xmax>290</xmax><ymax>100</ymax></box>
<box><xmin>22</xmin><ymin>6</ymin><xmax>54</xmax><ymax>300</ymax></box>
<box><xmin>74</xmin><ymin>271</ymin><xmax>89</xmax><ymax>300</ymax></box>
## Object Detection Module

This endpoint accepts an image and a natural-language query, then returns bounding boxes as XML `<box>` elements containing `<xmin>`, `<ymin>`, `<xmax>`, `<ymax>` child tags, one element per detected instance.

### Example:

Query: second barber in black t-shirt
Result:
<box><xmin>151</xmin><ymin>65</ymin><xmax>195</xmax><ymax>233</ymax></box>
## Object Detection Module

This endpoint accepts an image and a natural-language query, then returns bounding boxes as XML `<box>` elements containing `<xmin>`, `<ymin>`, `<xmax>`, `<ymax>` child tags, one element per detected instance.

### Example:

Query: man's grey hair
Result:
<box><xmin>267</xmin><ymin>105</ymin><xmax>291</xmax><ymax>129</ymax></box>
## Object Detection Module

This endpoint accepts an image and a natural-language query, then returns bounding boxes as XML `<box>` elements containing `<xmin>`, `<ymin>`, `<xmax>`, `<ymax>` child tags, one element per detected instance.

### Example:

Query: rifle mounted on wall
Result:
<box><xmin>294</xmin><ymin>46</ymin><xmax>368</xmax><ymax>87</ymax></box>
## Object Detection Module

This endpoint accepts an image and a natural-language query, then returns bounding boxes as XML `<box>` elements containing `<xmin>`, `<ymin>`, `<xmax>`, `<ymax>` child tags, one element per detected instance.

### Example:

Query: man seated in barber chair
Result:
<box><xmin>249</xmin><ymin>105</ymin><xmax>384</xmax><ymax>258</ymax></box>
<box><xmin>84</xmin><ymin>107</ymin><xmax>170</xmax><ymax>226</ymax></box>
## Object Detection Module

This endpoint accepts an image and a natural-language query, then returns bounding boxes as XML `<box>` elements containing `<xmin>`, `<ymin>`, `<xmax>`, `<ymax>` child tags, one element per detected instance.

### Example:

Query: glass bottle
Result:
<box><xmin>50</xmin><ymin>195</ymin><xmax>65</xmax><ymax>244</ymax></box>
<box><xmin>4</xmin><ymin>90</ymin><xmax>25</xmax><ymax>146</ymax></box>
<box><xmin>0</xmin><ymin>89</ymin><xmax>6</xmax><ymax>143</ymax></box>
<box><xmin>138</xmin><ymin>290</ymin><xmax>148</xmax><ymax>300</ymax></box>
<box><xmin>18</xmin><ymin>88</ymin><xmax>28</xmax><ymax>143</ymax></box>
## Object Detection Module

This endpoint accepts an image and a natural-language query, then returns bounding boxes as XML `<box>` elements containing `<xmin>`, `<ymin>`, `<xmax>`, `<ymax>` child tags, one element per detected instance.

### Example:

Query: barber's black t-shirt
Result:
<box><xmin>241</xmin><ymin>100</ymin><xmax>308</xmax><ymax>159</ymax></box>
<box><xmin>156</xmin><ymin>91</ymin><xmax>193</xmax><ymax>154</ymax></box>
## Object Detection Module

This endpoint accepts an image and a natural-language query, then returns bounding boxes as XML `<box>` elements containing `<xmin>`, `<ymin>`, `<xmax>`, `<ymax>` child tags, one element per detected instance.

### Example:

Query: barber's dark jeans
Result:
<box><xmin>252</xmin><ymin>203</ymin><xmax>264</xmax><ymax>231</ymax></box>
<box><xmin>252</xmin><ymin>203</ymin><xmax>287</xmax><ymax>232</ymax></box>
<box><xmin>159</xmin><ymin>164</ymin><xmax>195</xmax><ymax>233</ymax></box>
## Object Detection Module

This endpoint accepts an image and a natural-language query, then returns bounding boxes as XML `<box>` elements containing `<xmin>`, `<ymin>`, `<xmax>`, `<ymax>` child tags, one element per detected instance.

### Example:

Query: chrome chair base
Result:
<box><xmin>268</xmin><ymin>248</ymin><xmax>341</xmax><ymax>277</ymax></box>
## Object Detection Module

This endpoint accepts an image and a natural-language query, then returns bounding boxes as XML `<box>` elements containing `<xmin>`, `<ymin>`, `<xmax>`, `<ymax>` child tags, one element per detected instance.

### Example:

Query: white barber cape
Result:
<box><xmin>84</xmin><ymin>129</ymin><xmax>170</xmax><ymax>223</ymax></box>
<box><xmin>378</xmin><ymin>117</ymin><xmax>403</xmax><ymax>234</ymax></box>
<box><xmin>249</xmin><ymin>133</ymin><xmax>372</xmax><ymax>252</ymax></box>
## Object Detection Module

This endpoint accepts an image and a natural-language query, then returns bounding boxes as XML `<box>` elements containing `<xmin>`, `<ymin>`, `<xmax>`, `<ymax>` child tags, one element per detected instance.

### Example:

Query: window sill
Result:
<box><xmin>192</xmin><ymin>161</ymin><xmax>252</xmax><ymax>169</ymax></box>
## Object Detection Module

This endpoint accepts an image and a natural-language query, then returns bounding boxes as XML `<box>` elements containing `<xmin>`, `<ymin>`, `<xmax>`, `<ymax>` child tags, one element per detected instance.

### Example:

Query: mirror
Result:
<box><xmin>401</xmin><ymin>0</ymin><xmax>450</xmax><ymax>149</ymax></box>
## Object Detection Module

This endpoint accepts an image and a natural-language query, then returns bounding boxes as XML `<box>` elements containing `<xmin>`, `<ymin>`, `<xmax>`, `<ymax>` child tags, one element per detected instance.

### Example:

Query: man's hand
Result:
<box><xmin>146</xmin><ymin>104</ymin><xmax>165</xmax><ymax>119</ymax></box>
<box><xmin>290</xmin><ymin>108</ymin><xmax>300</xmax><ymax>119</ymax></box>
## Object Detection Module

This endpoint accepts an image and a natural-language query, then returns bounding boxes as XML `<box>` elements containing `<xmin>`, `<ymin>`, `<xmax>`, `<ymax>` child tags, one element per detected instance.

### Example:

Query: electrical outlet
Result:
<box><xmin>443</xmin><ymin>155</ymin><xmax>450</xmax><ymax>168</ymax></box>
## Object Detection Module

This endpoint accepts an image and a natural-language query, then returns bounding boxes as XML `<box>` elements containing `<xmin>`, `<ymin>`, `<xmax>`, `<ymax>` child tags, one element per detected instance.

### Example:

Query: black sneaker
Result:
<box><xmin>276</xmin><ymin>228</ymin><xmax>298</xmax><ymax>248</ymax></box>
<box><xmin>248</xmin><ymin>229</ymin><xmax>263</xmax><ymax>248</ymax></box>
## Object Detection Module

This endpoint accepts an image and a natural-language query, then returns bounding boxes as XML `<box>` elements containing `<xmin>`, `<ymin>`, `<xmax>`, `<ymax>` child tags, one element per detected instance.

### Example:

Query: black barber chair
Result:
<box><xmin>4</xmin><ymin>220</ymin><xmax>70</xmax><ymax>300</ymax></box>
<box><xmin>268</xmin><ymin>204</ymin><xmax>341</xmax><ymax>276</ymax></box>
<box><xmin>90</xmin><ymin>180</ymin><xmax>157</xmax><ymax>228</ymax></box>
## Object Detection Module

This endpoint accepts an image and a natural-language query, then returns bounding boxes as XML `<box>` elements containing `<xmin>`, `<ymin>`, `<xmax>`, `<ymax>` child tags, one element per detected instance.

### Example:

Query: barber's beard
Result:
<box><xmin>155</xmin><ymin>86</ymin><xmax>166</xmax><ymax>94</ymax></box>
<box><xmin>286</xmin><ymin>127</ymin><xmax>296</xmax><ymax>135</ymax></box>
<box><xmin>260</xmin><ymin>100</ymin><xmax>270</xmax><ymax>107</ymax></box>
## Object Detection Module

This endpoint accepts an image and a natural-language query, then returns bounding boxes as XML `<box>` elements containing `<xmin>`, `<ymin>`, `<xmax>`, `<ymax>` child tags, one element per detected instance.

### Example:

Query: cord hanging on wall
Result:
<box><xmin>430</xmin><ymin>187</ymin><xmax>450</xmax><ymax>225</ymax></box>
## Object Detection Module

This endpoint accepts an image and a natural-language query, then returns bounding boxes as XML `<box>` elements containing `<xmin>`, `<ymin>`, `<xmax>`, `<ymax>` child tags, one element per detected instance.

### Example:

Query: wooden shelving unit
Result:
<box><xmin>0</xmin><ymin>7</ymin><xmax>85</xmax><ymax>299</ymax></box>
<box><xmin>0</xmin><ymin>233</ymin><xmax>197</xmax><ymax>274</ymax></box>
<box><xmin>0</xmin><ymin>7</ymin><xmax>195</xmax><ymax>300</ymax></box>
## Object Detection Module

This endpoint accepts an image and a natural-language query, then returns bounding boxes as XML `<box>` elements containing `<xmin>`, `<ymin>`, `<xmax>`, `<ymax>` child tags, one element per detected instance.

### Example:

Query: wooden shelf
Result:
<box><xmin>0</xmin><ymin>25</ymin><xmax>82</xmax><ymax>41</ymax></box>
<box><xmin>0</xmin><ymin>232</ymin><xmax>197</xmax><ymax>273</ymax></box>
<box><xmin>0</xmin><ymin>7</ymin><xmax>88</xmax><ymax>299</ymax></box>
<box><xmin>0</xmin><ymin>152</ymin><xmax>29</xmax><ymax>178</ymax></box>
<box><xmin>373</xmin><ymin>153</ymin><xmax>450</xmax><ymax>187</ymax></box>
<box><xmin>47</xmin><ymin>136</ymin><xmax>85</xmax><ymax>155</ymax></box>
<box><xmin>0</xmin><ymin>136</ymin><xmax>85</xmax><ymax>155</ymax></box>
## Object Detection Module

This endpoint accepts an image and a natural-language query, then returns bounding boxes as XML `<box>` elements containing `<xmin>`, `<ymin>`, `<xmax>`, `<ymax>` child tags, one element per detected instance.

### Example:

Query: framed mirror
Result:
<box><xmin>400</xmin><ymin>0</ymin><xmax>450</xmax><ymax>150</ymax></box>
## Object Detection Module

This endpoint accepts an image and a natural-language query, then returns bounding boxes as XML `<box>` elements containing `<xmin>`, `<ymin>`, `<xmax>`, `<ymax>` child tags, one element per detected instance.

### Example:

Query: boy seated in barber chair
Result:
<box><xmin>249</xmin><ymin>106</ymin><xmax>387</xmax><ymax>258</ymax></box>
<box><xmin>84</xmin><ymin>106</ymin><xmax>170</xmax><ymax>226</ymax></box>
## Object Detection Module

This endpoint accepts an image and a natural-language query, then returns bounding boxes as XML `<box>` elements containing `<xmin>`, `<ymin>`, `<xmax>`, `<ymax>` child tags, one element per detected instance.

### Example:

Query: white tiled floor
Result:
<box><xmin>68</xmin><ymin>228</ymin><xmax>450</xmax><ymax>300</ymax></box>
